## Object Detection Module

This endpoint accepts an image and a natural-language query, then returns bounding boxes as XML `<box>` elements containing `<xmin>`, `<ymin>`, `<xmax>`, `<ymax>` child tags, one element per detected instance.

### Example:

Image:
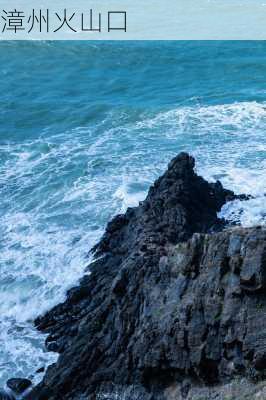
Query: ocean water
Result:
<box><xmin>0</xmin><ymin>41</ymin><xmax>265</xmax><ymax>387</ymax></box>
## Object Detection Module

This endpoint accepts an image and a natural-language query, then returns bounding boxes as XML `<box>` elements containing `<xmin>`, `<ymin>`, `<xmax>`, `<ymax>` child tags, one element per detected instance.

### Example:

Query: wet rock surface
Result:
<box><xmin>25</xmin><ymin>153</ymin><xmax>266</xmax><ymax>399</ymax></box>
<box><xmin>6</xmin><ymin>379</ymin><xmax>32</xmax><ymax>396</ymax></box>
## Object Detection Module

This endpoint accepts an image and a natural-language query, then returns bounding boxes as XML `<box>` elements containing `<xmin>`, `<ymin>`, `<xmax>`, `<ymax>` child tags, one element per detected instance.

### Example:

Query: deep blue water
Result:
<box><xmin>0</xmin><ymin>41</ymin><xmax>265</xmax><ymax>385</ymax></box>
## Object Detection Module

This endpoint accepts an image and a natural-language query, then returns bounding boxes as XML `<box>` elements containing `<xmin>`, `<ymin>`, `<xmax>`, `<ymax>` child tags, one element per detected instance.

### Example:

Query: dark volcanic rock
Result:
<box><xmin>7</xmin><ymin>378</ymin><xmax>32</xmax><ymax>395</ymax></box>
<box><xmin>25</xmin><ymin>153</ymin><xmax>266</xmax><ymax>400</ymax></box>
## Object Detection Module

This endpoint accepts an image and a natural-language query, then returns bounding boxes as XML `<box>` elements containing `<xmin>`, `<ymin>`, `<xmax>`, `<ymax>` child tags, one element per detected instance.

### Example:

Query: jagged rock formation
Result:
<box><xmin>25</xmin><ymin>153</ymin><xmax>266</xmax><ymax>400</ymax></box>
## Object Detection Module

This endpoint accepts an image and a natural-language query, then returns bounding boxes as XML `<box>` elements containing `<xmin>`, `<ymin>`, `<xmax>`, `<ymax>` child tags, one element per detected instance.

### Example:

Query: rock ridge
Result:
<box><xmin>24</xmin><ymin>153</ymin><xmax>266</xmax><ymax>400</ymax></box>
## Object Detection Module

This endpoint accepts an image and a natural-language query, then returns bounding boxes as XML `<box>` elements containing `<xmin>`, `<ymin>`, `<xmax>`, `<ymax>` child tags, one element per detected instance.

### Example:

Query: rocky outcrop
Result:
<box><xmin>7</xmin><ymin>379</ymin><xmax>32</xmax><ymax>396</ymax></box>
<box><xmin>25</xmin><ymin>153</ymin><xmax>266</xmax><ymax>400</ymax></box>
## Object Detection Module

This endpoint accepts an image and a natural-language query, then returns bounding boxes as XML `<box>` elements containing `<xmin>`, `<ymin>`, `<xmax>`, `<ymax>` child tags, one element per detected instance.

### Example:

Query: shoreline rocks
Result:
<box><xmin>6</xmin><ymin>379</ymin><xmax>32</xmax><ymax>396</ymax></box>
<box><xmin>24</xmin><ymin>153</ymin><xmax>266</xmax><ymax>399</ymax></box>
<box><xmin>0</xmin><ymin>378</ymin><xmax>32</xmax><ymax>400</ymax></box>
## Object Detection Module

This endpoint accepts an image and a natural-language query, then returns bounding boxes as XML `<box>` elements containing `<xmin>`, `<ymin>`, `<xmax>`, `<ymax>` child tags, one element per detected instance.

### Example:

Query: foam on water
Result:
<box><xmin>0</xmin><ymin>136</ymin><xmax>106</xmax><ymax>384</ymax></box>
<box><xmin>219</xmin><ymin>196</ymin><xmax>266</xmax><ymax>227</ymax></box>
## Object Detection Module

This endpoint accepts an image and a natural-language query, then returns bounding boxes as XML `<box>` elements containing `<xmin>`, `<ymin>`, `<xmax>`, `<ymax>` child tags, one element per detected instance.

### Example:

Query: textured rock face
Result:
<box><xmin>26</xmin><ymin>153</ymin><xmax>266</xmax><ymax>400</ymax></box>
<box><xmin>7</xmin><ymin>378</ymin><xmax>32</xmax><ymax>395</ymax></box>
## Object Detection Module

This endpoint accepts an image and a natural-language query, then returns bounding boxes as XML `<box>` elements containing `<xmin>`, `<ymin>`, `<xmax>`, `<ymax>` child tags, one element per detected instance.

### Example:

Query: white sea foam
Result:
<box><xmin>114</xmin><ymin>180</ymin><xmax>147</xmax><ymax>213</ymax></box>
<box><xmin>219</xmin><ymin>196</ymin><xmax>266</xmax><ymax>227</ymax></box>
<box><xmin>136</xmin><ymin>101</ymin><xmax>266</xmax><ymax>131</ymax></box>
<box><xmin>0</xmin><ymin>136</ymin><xmax>106</xmax><ymax>384</ymax></box>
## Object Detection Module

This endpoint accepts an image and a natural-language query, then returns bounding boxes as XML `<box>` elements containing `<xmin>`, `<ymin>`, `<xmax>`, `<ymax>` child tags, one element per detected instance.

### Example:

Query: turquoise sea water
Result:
<box><xmin>0</xmin><ymin>41</ymin><xmax>265</xmax><ymax>386</ymax></box>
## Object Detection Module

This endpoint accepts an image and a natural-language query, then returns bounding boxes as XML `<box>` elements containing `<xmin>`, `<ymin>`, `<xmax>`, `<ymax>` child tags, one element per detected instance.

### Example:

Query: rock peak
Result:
<box><xmin>167</xmin><ymin>152</ymin><xmax>195</xmax><ymax>175</ymax></box>
<box><xmin>92</xmin><ymin>152</ymin><xmax>233</xmax><ymax>258</ymax></box>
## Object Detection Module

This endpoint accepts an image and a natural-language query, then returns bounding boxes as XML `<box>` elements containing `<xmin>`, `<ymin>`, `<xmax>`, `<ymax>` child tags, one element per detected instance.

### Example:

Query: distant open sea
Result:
<box><xmin>0</xmin><ymin>41</ymin><xmax>265</xmax><ymax>386</ymax></box>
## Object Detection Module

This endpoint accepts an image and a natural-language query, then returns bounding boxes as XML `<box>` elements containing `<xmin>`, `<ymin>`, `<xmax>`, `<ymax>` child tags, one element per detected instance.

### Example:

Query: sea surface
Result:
<box><xmin>0</xmin><ymin>41</ymin><xmax>265</xmax><ymax>387</ymax></box>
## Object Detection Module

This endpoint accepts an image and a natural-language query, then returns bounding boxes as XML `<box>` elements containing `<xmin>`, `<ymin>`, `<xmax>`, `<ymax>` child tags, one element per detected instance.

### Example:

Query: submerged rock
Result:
<box><xmin>6</xmin><ymin>379</ymin><xmax>32</xmax><ymax>396</ymax></box>
<box><xmin>25</xmin><ymin>153</ymin><xmax>266</xmax><ymax>399</ymax></box>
